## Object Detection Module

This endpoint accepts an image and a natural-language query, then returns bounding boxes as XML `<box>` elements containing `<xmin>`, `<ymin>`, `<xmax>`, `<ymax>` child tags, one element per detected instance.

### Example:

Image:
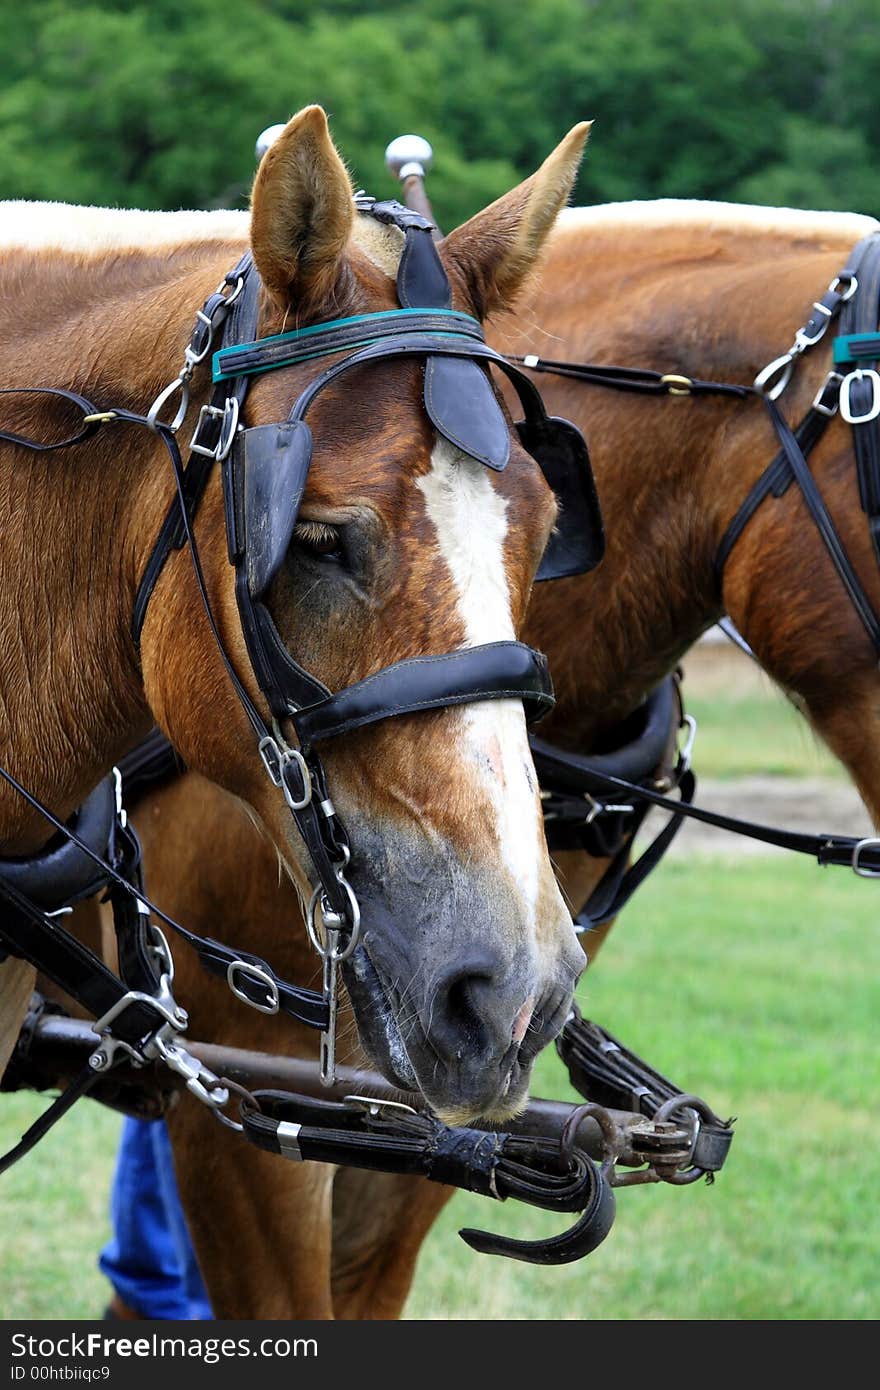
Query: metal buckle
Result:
<box><xmin>189</xmin><ymin>397</ymin><xmax>240</xmax><ymax>461</ymax></box>
<box><xmin>812</xmin><ymin>370</ymin><xmax>844</xmax><ymax>418</ymax></box>
<box><xmin>258</xmin><ymin>734</ymin><xmax>312</xmax><ymax>810</ymax></box>
<box><xmin>839</xmin><ymin>369</ymin><xmax>880</xmax><ymax>425</ymax></box>
<box><xmin>851</xmin><ymin>837</ymin><xmax>880</xmax><ymax>878</ymax></box>
<box><xmin>226</xmin><ymin>959</ymin><xmax>281</xmax><ymax>1014</ymax></box>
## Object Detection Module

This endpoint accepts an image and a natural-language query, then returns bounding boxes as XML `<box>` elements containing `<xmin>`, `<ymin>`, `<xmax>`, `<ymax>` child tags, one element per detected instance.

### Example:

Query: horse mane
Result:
<box><xmin>556</xmin><ymin>199</ymin><xmax>879</xmax><ymax>245</ymax></box>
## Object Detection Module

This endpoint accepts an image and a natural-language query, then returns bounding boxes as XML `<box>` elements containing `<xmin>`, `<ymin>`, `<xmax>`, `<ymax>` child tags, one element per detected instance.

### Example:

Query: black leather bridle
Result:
<box><xmin>0</xmin><ymin>195</ymin><xmax>602</xmax><ymax>1098</ymax></box>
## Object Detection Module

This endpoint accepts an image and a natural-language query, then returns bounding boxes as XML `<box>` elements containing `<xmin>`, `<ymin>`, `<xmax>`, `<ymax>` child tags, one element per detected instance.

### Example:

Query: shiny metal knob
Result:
<box><xmin>255</xmin><ymin>123</ymin><xmax>287</xmax><ymax>162</ymax></box>
<box><xmin>384</xmin><ymin>134</ymin><xmax>434</xmax><ymax>183</ymax></box>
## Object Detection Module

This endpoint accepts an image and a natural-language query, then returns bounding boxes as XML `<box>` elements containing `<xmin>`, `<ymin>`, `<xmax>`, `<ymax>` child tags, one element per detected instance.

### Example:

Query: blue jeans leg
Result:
<box><xmin>99</xmin><ymin>1117</ymin><xmax>213</xmax><ymax>1320</ymax></box>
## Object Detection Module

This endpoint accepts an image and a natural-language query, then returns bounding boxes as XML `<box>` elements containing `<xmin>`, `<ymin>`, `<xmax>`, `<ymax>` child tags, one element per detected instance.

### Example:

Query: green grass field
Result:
<box><xmin>680</xmin><ymin>644</ymin><xmax>844</xmax><ymax>781</ymax></box>
<box><xmin>2</xmin><ymin>855</ymin><xmax>877</xmax><ymax>1321</ymax></box>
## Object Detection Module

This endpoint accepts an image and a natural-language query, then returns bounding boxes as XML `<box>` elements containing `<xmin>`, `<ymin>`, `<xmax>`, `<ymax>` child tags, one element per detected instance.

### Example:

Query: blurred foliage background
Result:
<box><xmin>1</xmin><ymin>0</ymin><xmax>878</xmax><ymax>226</ymax></box>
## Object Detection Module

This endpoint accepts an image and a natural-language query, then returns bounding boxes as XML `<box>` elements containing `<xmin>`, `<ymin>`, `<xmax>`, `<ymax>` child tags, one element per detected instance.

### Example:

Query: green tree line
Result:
<box><xmin>1</xmin><ymin>0</ymin><xmax>877</xmax><ymax>226</ymax></box>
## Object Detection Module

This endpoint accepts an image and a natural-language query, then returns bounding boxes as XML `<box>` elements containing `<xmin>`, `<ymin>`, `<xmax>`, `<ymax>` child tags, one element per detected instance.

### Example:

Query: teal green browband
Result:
<box><xmin>213</xmin><ymin>307</ymin><xmax>484</xmax><ymax>383</ymax></box>
<box><xmin>834</xmin><ymin>332</ymin><xmax>880</xmax><ymax>366</ymax></box>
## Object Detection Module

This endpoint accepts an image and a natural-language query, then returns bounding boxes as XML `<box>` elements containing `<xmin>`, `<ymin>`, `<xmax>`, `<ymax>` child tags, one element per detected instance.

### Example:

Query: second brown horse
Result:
<box><xmin>115</xmin><ymin>197</ymin><xmax>880</xmax><ymax>1317</ymax></box>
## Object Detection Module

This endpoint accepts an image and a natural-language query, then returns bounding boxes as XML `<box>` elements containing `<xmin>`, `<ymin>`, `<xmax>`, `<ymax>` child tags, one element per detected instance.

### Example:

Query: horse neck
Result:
<box><xmin>0</xmin><ymin>239</ymin><xmax>244</xmax><ymax>850</ymax></box>
<box><xmin>507</xmin><ymin>206</ymin><xmax>871</xmax><ymax>742</ymax></box>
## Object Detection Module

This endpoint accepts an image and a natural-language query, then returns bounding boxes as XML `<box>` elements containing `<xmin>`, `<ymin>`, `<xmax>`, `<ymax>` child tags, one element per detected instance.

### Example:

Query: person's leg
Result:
<box><xmin>99</xmin><ymin>1117</ymin><xmax>212</xmax><ymax>1320</ymax></box>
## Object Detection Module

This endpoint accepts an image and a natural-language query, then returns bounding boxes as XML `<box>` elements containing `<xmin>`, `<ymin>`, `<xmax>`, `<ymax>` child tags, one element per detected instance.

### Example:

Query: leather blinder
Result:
<box><xmin>423</xmin><ymin>355</ymin><xmax>511</xmax><ymax>471</ymax></box>
<box><xmin>238</xmin><ymin>420</ymin><xmax>312</xmax><ymax>598</ymax></box>
<box><xmin>517</xmin><ymin>415</ymin><xmax>605</xmax><ymax>581</ymax></box>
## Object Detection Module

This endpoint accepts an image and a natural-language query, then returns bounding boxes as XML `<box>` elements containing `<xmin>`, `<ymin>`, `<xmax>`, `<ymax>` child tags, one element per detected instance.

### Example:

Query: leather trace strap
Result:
<box><xmin>0</xmin><ymin>761</ymin><xmax>329</xmax><ymax>1031</ymax></box>
<box><xmin>0</xmin><ymin>770</ymin><xmax>232</xmax><ymax>1173</ymax></box>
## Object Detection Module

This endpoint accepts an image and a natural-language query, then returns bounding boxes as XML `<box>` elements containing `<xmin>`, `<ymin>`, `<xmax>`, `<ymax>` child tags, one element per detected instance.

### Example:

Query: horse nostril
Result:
<box><xmin>428</xmin><ymin>954</ymin><xmax>523</xmax><ymax>1062</ymax></box>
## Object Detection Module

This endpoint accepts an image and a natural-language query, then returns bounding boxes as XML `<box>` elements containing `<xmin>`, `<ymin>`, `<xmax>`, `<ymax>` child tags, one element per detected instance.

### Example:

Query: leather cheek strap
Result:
<box><xmin>292</xmin><ymin>641</ymin><xmax>555</xmax><ymax>749</ymax></box>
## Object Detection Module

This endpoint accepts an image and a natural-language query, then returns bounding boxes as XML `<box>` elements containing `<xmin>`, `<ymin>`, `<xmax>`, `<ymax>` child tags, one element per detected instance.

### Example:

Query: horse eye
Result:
<box><xmin>293</xmin><ymin>520</ymin><xmax>344</xmax><ymax>560</ymax></box>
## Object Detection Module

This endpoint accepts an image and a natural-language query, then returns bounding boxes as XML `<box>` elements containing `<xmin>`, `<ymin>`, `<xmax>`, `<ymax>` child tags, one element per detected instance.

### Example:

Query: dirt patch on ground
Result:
<box><xmin>639</xmin><ymin>775</ymin><xmax>871</xmax><ymax>858</ymax></box>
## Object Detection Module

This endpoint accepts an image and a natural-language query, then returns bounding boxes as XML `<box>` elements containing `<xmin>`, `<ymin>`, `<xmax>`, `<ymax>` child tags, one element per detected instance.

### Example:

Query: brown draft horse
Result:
<box><xmin>0</xmin><ymin>108</ymin><xmax>591</xmax><ymax>1120</ymax></box>
<box><xmin>114</xmin><ymin>197</ymin><xmax>880</xmax><ymax>1320</ymax></box>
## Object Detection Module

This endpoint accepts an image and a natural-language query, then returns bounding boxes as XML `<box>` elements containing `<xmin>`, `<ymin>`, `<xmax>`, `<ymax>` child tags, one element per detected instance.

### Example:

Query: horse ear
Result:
<box><xmin>440</xmin><ymin>123</ymin><xmax>591</xmax><ymax>318</ymax></box>
<box><xmin>249</xmin><ymin>105</ymin><xmax>354</xmax><ymax>310</ymax></box>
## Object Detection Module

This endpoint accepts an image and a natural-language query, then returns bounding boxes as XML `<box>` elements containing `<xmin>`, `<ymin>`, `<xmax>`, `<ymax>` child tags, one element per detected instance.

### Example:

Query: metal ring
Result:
<box><xmin>306</xmin><ymin>874</ymin><xmax>362</xmax><ymax>961</ymax></box>
<box><xmin>659</xmin><ymin>373</ymin><xmax>693</xmax><ymax>396</ymax></box>
<box><xmin>830</xmin><ymin>273</ymin><xmax>858</xmax><ymax>302</ymax></box>
<box><xmin>210</xmin><ymin>1076</ymin><xmax>261</xmax><ymax>1132</ymax></box>
<box><xmin>560</xmin><ymin>1102</ymin><xmax>619</xmax><ymax>1178</ymax></box>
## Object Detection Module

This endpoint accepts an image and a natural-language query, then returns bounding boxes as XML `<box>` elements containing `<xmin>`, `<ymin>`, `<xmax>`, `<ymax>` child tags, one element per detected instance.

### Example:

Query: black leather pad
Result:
<box><xmin>517</xmin><ymin>416</ymin><xmax>605</xmax><ymax>580</ymax></box>
<box><xmin>242</xmin><ymin>421</ymin><xmax>312</xmax><ymax>598</ymax></box>
<box><xmin>424</xmin><ymin>356</ymin><xmax>510</xmax><ymax>470</ymax></box>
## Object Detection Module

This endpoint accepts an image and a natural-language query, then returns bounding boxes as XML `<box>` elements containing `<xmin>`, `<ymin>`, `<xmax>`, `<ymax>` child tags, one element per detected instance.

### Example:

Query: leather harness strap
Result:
<box><xmin>512</xmin><ymin>230</ymin><xmax>880</xmax><ymax>661</ymax></box>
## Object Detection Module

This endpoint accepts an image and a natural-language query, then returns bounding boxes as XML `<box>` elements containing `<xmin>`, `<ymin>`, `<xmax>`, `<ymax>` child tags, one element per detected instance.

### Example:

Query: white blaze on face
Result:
<box><xmin>417</xmin><ymin>439</ymin><xmax>542</xmax><ymax>920</ymax></box>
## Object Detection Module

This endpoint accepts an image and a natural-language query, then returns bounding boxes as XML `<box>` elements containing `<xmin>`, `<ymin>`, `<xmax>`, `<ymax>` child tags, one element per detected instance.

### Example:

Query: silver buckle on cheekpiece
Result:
<box><xmin>190</xmin><ymin>397</ymin><xmax>240</xmax><ymax>460</ymax></box>
<box><xmin>840</xmin><ymin>370</ymin><xmax>880</xmax><ymax>426</ymax></box>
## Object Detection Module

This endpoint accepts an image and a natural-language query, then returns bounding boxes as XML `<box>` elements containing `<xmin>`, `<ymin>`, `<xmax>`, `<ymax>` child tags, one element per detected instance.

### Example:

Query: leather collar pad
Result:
<box><xmin>0</xmin><ymin>778</ymin><xmax>116</xmax><ymax>909</ymax></box>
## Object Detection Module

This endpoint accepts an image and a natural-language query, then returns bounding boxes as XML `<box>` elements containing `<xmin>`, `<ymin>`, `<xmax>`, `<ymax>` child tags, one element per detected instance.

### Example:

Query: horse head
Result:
<box><xmin>141</xmin><ymin>107</ymin><xmax>591</xmax><ymax>1122</ymax></box>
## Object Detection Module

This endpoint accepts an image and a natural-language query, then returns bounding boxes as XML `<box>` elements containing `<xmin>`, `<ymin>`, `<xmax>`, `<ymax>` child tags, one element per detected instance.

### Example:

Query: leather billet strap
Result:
<box><xmin>714</xmin><ymin>234</ymin><xmax>880</xmax><ymax>654</ymax></box>
<box><xmin>533</xmin><ymin>749</ymin><xmax>880</xmax><ymax>872</ymax></box>
<box><xmin>763</xmin><ymin>396</ymin><xmax>880</xmax><ymax>651</ymax></box>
